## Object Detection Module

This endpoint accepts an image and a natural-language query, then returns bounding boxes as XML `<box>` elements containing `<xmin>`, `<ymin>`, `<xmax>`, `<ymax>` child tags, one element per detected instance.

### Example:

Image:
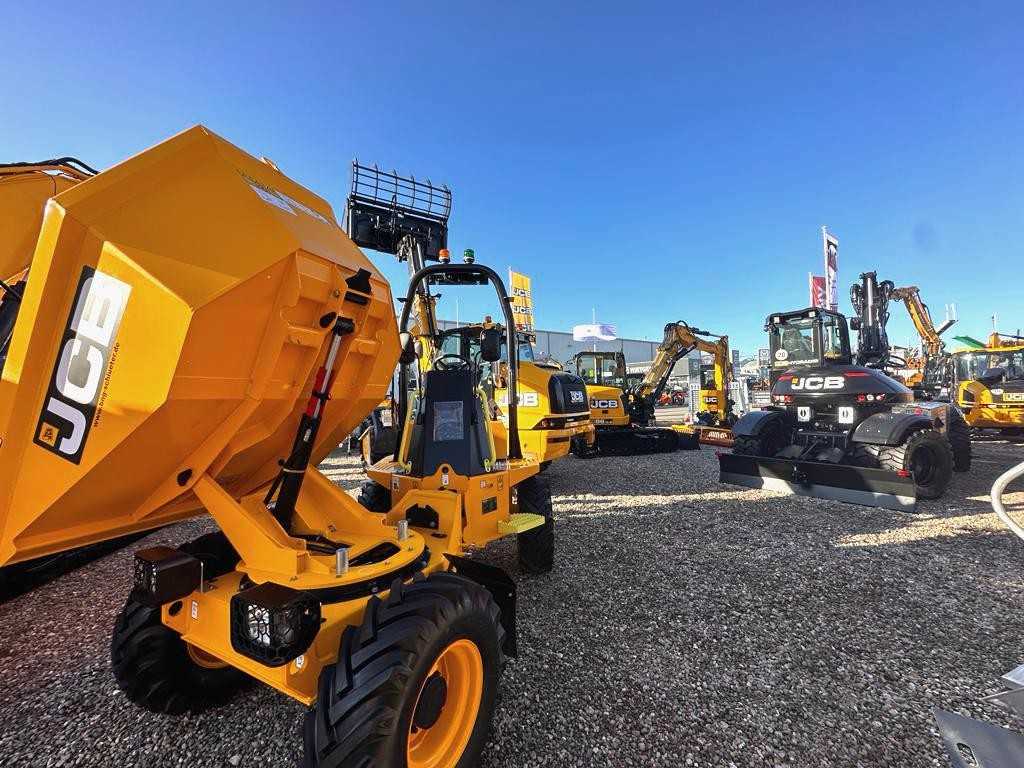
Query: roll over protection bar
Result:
<box><xmin>396</xmin><ymin>262</ymin><xmax>522</xmax><ymax>461</ymax></box>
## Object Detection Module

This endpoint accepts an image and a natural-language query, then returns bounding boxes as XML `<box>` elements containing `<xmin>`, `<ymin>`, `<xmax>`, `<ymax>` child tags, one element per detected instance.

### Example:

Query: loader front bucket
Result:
<box><xmin>0</xmin><ymin>126</ymin><xmax>400</xmax><ymax>567</ymax></box>
<box><xmin>718</xmin><ymin>453</ymin><xmax>918</xmax><ymax>512</ymax></box>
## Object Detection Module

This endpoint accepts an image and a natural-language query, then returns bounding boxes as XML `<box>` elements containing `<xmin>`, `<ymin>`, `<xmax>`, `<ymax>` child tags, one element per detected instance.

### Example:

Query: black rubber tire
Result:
<box><xmin>876</xmin><ymin>429</ymin><xmax>954</xmax><ymax>500</ymax></box>
<box><xmin>515</xmin><ymin>475</ymin><xmax>554</xmax><ymax>574</ymax></box>
<box><xmin>731</xmin><ymin>418</ymin><xmax>786</xmax><ymax>458</ymax></box>
<box><xmin>949</xmin><ymin>411</ymin><xmax>972</xmax><ymax>472</ymax></box>
<box><xmin>111</xmin><ymin>596</ymin><xmax>246</xmax><ymax>714</ymax></box>
<box><xmin>302</xmin><ymin>573</ymin><xmax>504</xmax><ymax>768</ymax></box>
<box><xmin>178</xmin><ymin>531</ymin><xmax>239</xmax><ymax>579</ymax></box>
<box><xmin>356</xmin><ymin>479</ymin><xmax>391</xmax><ymax>513</ymax></box>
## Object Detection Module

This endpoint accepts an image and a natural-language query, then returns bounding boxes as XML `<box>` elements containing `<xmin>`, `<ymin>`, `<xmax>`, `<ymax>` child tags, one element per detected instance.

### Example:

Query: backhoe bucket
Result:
<box><xmin>0</xmin><ymin>126</ymin><xmax>400</xmax><ymax>567</ymax></box>
<box><xmin>718</xmin><ymin>453</ymin><xmax>918</xmax><ymax>512</ymax></box>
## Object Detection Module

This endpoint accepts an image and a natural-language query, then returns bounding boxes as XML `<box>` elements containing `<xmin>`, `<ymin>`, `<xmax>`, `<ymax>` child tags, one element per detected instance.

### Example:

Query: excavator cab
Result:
<box><xmin>766</xmin><ymin>308</ymin><xmax>852</xmax><ymax>383</ymax></box>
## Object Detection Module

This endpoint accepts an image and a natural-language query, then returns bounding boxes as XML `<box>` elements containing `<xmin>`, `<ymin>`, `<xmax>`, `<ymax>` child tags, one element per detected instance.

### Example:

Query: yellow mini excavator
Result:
<box><xmin>345</xmin><ymin>162</ymin><xmax>594</xmax><ymax>473</ymax></box>
<box><xmin>0</xmin><ymin>126</ymin><xmax>554</xmax><ymax>766</ymax></box>
<box><xmin>570</xmin><ymin>320</ymin><xmax>729</xmax><ymax>455</ymax></box>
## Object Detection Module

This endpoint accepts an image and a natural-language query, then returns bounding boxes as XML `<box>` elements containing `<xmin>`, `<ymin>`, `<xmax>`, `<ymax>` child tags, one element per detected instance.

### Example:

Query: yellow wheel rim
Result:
<box><xmin>407</xmin><ymin>638</ymin><xmax>484</xmax><ymax>768</ymax></box>
<box><xmin>186</xmin><ymin>644</ymin><xmax>227</xmax><ymax>670</ymax></box>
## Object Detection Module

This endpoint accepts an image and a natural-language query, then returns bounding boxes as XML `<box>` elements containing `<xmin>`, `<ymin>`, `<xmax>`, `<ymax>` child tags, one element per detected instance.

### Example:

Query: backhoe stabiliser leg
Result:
<box><xmin>271</xmin><ymin>316</ymin><xmax>355</xmax><ymax>528</ymax></box>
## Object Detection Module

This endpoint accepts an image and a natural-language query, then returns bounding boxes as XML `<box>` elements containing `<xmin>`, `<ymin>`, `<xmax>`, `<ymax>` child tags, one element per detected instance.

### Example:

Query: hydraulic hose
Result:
<box><xmin>991</xmin><ymin>459</ymin><xmax>1024</xmax><ymax>542</ymax></box>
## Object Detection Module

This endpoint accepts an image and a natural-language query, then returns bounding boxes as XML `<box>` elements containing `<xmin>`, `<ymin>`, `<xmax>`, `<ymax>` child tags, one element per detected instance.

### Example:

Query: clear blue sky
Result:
<box><xmin>3</xmin><ymin>2</ymin><xmax>1021</xmax><ymax>356</ymax></box>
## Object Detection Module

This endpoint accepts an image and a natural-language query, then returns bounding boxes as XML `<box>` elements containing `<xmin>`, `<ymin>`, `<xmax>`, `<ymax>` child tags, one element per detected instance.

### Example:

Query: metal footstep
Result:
<box><xmin>933</xmin><ymin>707</ymin><xmax>1024</xmax><ymax>768</ymax></box>
<box><xmin>498</xmin><ymin>513</ymin><xmax>546</xmax><ymax>535</ymax></box>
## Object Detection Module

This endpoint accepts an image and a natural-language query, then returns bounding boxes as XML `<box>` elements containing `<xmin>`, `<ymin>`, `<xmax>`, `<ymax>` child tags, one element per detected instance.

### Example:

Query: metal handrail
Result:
<box><xmin>992</xmin><ymin>459</ymin><xmax>1024</xmax><ymax>542</ymax></box>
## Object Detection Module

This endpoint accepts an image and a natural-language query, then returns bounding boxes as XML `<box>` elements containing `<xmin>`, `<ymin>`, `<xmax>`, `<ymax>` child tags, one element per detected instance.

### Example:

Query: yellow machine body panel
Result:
<box><xmin>953</xmin><ymin>335</ymin><xmax>1024</xmax><ymax>431</ymax></box>
<box><xmin>0</xmin><ymin>126</ymin><xmax>399</xmax><ymax>566</ymax></box>
<box><xmin>583</xmin><ymin>383</ymin><xmax>630</xmax><ymax>427</ymax></box>
<box><xmin>496</xmin><ymin>361</ymin><xmax>593</xmax><ymax>462</ymax></box>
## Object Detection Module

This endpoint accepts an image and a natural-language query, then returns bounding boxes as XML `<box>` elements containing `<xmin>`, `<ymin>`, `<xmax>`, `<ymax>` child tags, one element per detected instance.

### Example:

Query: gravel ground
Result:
<box><xmin>2</xmin><ymin>438</ymin><xmax>1024</xmax><ymax>767</ymax></box>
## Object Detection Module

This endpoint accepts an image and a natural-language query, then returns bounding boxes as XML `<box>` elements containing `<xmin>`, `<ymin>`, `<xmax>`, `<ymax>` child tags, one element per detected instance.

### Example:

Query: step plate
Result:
<box><xmin>498</xmin><ymin>513</ymin><xmax>546</xmax><ymax>535</ymax></box>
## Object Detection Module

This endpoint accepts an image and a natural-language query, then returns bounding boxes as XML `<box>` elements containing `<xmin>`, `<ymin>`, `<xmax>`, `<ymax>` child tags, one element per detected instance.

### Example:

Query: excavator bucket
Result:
<box><xmin>0</xmin><ymin>126</ymin><xmax>400</xmax><ymax>567</ymax></box>
<box><xmin>718</xmin><ymin>453</ymin><xmax>918</xmax><ymax>512</ymax></box>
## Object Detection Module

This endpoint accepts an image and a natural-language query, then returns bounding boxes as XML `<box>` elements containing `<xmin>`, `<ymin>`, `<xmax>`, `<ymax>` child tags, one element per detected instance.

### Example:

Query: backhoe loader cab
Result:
<box><xmin>722</xmin><ymin>307</ymin><xmax>970</xmax><ymax>511</ymax></box>
<box><xmin>0</xmin><ymin>127</ymin><xmax>552</xmax><ymax>767</ymax></box>
<box><xmin>950</xmin><ymin>336</ymin><xmax>1024</xmax><ymax>434</ymax></box>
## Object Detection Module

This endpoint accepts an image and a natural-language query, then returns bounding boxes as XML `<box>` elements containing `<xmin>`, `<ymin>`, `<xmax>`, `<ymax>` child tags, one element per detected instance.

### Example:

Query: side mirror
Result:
<box><xmin>849</xmin><ymin>318</ymin><xmax>861</xmax><ymax>331</ymax></box>
<box><xmin>399</xmin><ymin>333</ymin><xmax>417</xmax><ymax>365</ymax></box>
<box><xmin>480</xmin><ymin>327</ymin><xmax>503</xmax><ymax>363</ymax></box>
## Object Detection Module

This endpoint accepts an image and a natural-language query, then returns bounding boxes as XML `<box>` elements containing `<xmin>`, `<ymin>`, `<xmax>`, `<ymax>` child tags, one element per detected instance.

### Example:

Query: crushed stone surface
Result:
<box><xmin>2</xmin><ymin>435</ymin><xmax>1023</xmax><ymax>767</ymax></box>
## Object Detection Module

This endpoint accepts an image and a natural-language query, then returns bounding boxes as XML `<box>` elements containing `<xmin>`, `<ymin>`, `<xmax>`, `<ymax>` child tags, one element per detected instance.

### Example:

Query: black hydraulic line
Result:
<box><xmin>0</xmin><ymin>157</ymin><xmax>98</xmax><ymax>175</ymax></box>
<box><xmin>0</xmin><ymin>279</ymin><xmax>23</xmax><ymax>302</ymax></box>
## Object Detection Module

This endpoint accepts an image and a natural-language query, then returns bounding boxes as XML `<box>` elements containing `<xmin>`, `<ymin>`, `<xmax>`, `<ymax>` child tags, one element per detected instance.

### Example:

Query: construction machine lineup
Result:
<box><xmin>0</xmin><ymin>127</ymin><xmax>1021</xmax><ymax>767</ymax></box>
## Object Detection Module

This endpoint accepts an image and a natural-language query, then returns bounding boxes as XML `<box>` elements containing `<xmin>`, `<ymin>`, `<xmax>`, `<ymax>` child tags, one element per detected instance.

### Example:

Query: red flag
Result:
<box><xmin>809</xmin><ymin>274</ymin><xmax>826</xmax><ymax>308</ymax></box>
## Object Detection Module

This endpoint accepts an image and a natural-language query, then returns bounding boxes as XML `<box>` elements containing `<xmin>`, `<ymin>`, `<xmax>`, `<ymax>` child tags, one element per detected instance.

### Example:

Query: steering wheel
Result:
<box><xmin>433</xmin><ymin>354</ymin><xmax>472</xmax><ymax>371</ymax></box>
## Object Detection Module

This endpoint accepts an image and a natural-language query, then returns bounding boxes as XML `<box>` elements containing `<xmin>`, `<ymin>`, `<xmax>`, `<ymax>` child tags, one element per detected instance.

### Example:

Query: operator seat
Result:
<box><xmin>405</xmin><ymin>368</ymin><xmax>496</xmax><ymax>478</ymax></box>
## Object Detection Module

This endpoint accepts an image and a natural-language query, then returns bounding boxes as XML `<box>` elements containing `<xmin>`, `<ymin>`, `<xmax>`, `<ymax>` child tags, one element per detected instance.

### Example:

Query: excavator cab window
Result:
<box><xmin>769</xmin><ymin>311</ymin><xmax>851</xmax><ymax>370</ymax></box>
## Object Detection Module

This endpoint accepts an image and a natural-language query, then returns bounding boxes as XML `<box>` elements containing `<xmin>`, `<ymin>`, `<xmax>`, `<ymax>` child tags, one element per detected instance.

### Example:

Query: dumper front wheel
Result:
<box><xmin>303</xmin><ymin>573</ymin><xmax>504</xmax><ymax>768</ymax></box>
<box><xmin>515</xmin><ymin>476</ymin><xmax>555</xmax><ymax>574</ymax></box>
<box><xmin>111</xmin><ymin>596</ymin><xmax>245</xmax><ymax>714</ymax></box>
<box><xmin>357</xmin><ymin>479</ymin><xmax>391</xmax><ymax>512</ymax></box>
<box><xmin>877</xmin><ymin>429</ymin><xmax>953</xmax><ymax>500</ymax></box>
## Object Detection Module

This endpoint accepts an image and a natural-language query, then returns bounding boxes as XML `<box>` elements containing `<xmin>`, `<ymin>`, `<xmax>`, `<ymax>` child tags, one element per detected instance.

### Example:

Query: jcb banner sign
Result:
<box><xmin>509</xmin><ymin>269</ymin><xmax>535</xmax><ymax>332</ymax></box>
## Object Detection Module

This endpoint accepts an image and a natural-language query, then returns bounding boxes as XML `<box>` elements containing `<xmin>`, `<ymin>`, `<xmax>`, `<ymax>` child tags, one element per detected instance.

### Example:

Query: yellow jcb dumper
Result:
<box><xmin>0</xmin><ymin>156</ymin><xmax>154</xmax><ymax>595</ymax></box>
<box><xmin>0</xmin><ymin>126</ymin><xmax>553</xmax><ymax>767</ymax></box>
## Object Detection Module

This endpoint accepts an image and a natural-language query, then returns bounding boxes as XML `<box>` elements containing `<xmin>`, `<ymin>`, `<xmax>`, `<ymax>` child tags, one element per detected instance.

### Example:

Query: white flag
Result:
<box><xmin>573</xmin><ymin>323</ymin><xmax>618</xmax><ymax>342</ymax></box>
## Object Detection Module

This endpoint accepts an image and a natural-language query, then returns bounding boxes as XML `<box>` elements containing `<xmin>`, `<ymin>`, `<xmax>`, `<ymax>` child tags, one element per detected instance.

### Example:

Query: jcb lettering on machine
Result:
<box><xmin>34</xmin><ymin>267</ymin><xmax>131</xmax><ymax>464</ymax></box>
<box><xmin>791</xmin><ymin>376</ymin><xmax>844</xmax><ymax>391</ymax></box>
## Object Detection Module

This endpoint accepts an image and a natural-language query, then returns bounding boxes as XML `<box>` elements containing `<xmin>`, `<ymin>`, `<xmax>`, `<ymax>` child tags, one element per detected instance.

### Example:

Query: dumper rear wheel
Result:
<box><xmin>111</xmin><ymin>596</ymin><xmax>245</xmax><ymax>714</ymax></box>
<box><xmin>515</xmin><ymin>476</ymin><xmax>554</xmax><ymax>574</ymax></box>
<box><xmin>877</xmin><ymin>429</ymin><xmax>953</xmax><ymax>500</ymax></box>
<box><xmin>357</xmin><ymin>480</ymin><xmax>391</xmax><ymax>512</ymax></box>
<box><xmin>302</xmin><ymin>573</ymin><xmax>504</xmax><ymax>768</ymax></box>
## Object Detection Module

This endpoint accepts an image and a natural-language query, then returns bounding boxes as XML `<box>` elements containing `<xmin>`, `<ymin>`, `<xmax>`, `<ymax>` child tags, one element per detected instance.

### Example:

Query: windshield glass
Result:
<box><xmin>576</xmin><ymin>353</ymin><xmax>625</xmax><ymax>388</ymax></box>
<box><xmin>771</xmin><ymin>318</ymin><xmax>816</xmax><ymax>368</ymax></box>
<box><xmin>956</xmin><ymin>351</ymin><xmax>1024</xmax><ymax>382</ymax></box>
<box><xmin>770</xmin><ymin>314</ymin><xmax>846</xmax><ymax>369</ymax></box>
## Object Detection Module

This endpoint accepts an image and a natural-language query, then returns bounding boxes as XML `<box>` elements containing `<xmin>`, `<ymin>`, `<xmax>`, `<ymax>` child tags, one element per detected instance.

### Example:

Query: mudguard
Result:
<box><xmin>851</xmin><ymin>411</ymin><xmax>932</xmax><ymax>446</ymax></box>
<box><xmin>731</xmin><ymin>408</ymin><xmax>786</xmax><ymax>438</ymax></box>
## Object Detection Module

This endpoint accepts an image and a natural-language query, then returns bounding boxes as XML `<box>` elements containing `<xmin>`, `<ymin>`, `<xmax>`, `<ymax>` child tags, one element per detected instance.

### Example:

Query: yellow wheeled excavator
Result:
<box><xmin>0</xmin><ymin>126</ymin><xmax>553</xmax><ymax>766</ymax></box>
<box><xmin>346</xmin><ymin>162</ymin><xmax>593</xmax><ymax>473</ymax></box>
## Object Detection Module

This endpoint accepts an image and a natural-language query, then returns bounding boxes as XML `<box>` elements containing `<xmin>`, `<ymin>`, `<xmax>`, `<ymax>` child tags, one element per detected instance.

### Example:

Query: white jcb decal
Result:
<box><xmin>790</xmin><ymin>376</ymin><xmax>844</xmax><ymax>391</ymax></box>
<box><xmin>569</xmin><ymin>390</ymin><xmax>586</xmax><ymax>404</ymax></box>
